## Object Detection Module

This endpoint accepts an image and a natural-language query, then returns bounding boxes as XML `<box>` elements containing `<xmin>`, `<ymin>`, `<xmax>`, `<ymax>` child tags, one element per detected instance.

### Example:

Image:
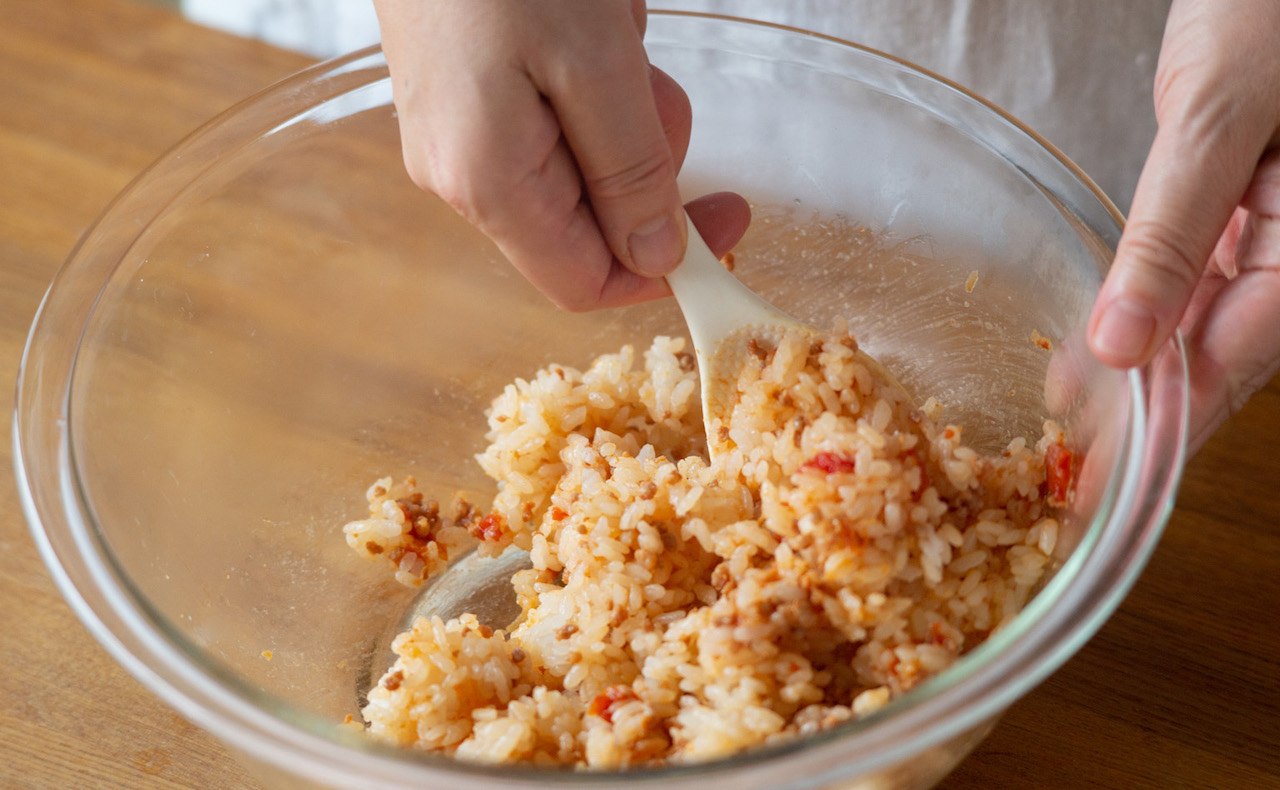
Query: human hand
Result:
<box><xmin>1086</xmin><ymin>0</ymin><xmax>1280</xmax><ymax>453</ymax></box>
<box><xmin>372</xmin><ymin>0</ymin><xmax>750</xmax><ymax>311</ymax></box>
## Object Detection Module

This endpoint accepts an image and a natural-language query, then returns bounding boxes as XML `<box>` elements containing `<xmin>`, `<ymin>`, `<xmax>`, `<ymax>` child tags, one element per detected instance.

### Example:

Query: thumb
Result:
<box><xmin>1087</xmin><ymin>124</ymin><xmax>1245</xmax><ymax>368</ymax></box>
<box><xmin>541</xmin><ymin>16</ymin><xmax>687</xmax><ymax>278</ymax></box>
<box><xmin>1087</xmin><ymin>0</ymin><xmax>1279</xmax><ymax>369</ymax></box>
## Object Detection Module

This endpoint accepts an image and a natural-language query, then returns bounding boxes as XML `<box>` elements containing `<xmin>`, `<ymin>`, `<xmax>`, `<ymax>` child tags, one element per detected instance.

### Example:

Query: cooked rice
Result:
<box><xmin>343</xmin><ymin>324</ymin><xmax>1070</xmax><ymax>767</ymax></box>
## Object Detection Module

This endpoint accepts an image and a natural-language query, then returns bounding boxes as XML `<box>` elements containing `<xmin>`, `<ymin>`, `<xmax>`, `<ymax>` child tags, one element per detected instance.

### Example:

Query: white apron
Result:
<box><xmin>182</xmin><ymin>0</ymin><xmax>1170</xmax><ymax>210</ymax></box>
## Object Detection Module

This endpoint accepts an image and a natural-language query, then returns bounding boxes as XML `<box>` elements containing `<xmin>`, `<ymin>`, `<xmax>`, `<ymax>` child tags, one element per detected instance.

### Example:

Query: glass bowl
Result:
<box><xmin>14</xmin><ymin>12</ymin><xmax>1188</xmax><ymax>790</ymax></box>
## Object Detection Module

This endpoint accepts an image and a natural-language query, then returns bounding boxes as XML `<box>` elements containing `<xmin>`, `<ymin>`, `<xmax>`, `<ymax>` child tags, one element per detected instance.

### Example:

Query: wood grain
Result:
<box><xmin>0</xmin><ymin>1</ymin><xmax>1275</xmax><ymax>788</ymax></box>
<box><xmin>0</xmin><ymin>2</ymin><xmax>307</xmax><ymax>788</ymax></box>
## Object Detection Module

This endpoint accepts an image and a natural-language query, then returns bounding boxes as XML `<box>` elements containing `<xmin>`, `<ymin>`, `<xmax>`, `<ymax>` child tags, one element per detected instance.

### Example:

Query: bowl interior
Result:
<box><xmin>57</xmin><ymin>14</ymin><xmax>1129</xmax><ymax>777</ymax></box>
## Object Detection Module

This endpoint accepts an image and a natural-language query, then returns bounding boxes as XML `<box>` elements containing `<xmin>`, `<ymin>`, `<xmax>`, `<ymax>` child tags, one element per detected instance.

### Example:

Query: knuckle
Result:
<box><xmin>1244</xmin><ymin>150</ymin><xmax>1280</xmax><ymax>216</ymax></box>
<box><xmin>514</xmin><ymin>170</ymin><xmax>585</xmax><ymax>234</ymax></box>
<box><xmin>1117</xmin><ymin>220</ymin><xmax>1206</xmax><ymax>290</ymax></box>
<box><xmin>400</xmin><ymin>141</ymin><xmax>478</xmax><ymax>223</ymax></box>
<box><xmin>425</xmin><ymin>128</ymin><xmax>573</xmax><ymax>235</ymax></box>
<box><xmin>422</xmin><ymin>155</ymin><xmax>508</xmax><ymax>231</ymax></box>
<box><xmin>553</xmin><ymin>12</ymin><xmax>641</xmax><ymax>76</ymax></box>
<box><xmin>397</xmin><ymin>137</ymin><xmax>437</xmax><ymax>196</ymax></box>
<box><xmin>583</xmin><ymin>147</ymin><xmax>675</xmax><ymax>205</ymax></box>
<box><xmin>1154</xmin><ymin>60</ymin><xmax>1269</xmax><ymax>164</ymax></box>
<box><xmin>550</xmin><ymin>288</ymin><xmax>599</xmax><ymax>313</ymax></box>
<box><xmin>528</xmin><ymin>256</ymin><xmax>610</xmax><ymax>313</ymax></box>
<box><xmin>407</xmin><ymin>155</ymin><xmax>453</xmax><ymax>204</ymax></box>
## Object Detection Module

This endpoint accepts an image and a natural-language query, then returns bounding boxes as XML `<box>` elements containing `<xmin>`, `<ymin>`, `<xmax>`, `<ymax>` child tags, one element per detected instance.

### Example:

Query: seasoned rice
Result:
<box><xmin>343</xmin><ymin>324</ymin><xmax>1071</xmax><ymax>767</ymax></box>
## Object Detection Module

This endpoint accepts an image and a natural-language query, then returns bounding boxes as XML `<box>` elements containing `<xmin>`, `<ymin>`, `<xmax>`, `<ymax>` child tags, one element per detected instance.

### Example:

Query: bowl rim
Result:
<box><xmin>14</xmin><ymin>11</ymin><xmax>1189</xmax><ymax>787</ymax></box>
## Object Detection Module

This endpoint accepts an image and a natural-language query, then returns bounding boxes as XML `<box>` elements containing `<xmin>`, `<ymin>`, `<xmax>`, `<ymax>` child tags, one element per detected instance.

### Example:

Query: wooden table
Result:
<box><xmin>1</xmin><ymin>1</ymin><xmax>1276</xmax><ymax>788</ymax></box>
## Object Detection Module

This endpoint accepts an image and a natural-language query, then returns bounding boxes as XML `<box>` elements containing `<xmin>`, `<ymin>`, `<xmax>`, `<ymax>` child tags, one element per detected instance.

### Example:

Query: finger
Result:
<box><xmin>650</xmin><ymin>65</ymin><xmax>692</xmax><ymax>172</ymax></box>
<box><xmin>493</xmin><ymin>140</ymin><xmax>648</xmax><ymax>311</ymax></box>
<box><xmin>1086</xmin><ymin>0</ymin><xmax>1280</xmax><ymax>370</ymax></box>
<box><xmin>1207</xmin><ymin>150</ymin><xmax>1280</xmax><ymax>279</ymax></box>
<box><xmin>536</xmin><ymin>5</ymin><xmax>688</xmax><ymax>279</ymax></box>
<box><xmin>426</xmin><ymin>66</ymin><xmax>742</xmax><ymax>312</ymax></box>
<box><xmin>578</xmin><ymin>192</ymin><xmax>752</xmax><ymax>310</ymax></box>
<box><xmin>411</xmin><ymin>64</ymin><xmax>631</xmax><ymax>311</ymax></box>
<box><xmin>565</xmin><ymin>66</ymin><xmax>698</xmax><ymax>307</ymax></box>
<box><xmin>460</xmin><ymin>78</ymin><xmax>737</xmax><ymax>311</ymax></box>
<box><xmin>629</xmin><ymin>0</ymin><xmax>647</xmax><ymax>36</ymax></box>
<box><xmin>1043</xmin><ymin>328</ymin><xmax>1092</xmax><ymax>418</ymax></box>
<box><xmin>686</xmin><ymin>191</ymin><xmax>751</xmax><ymax>257</ymax></box>
<box><xmin>1086</xmin><ymin>122</ymin><xmax>1249</xmax><ymax>369</ymax></box>
<box><xmin>1237</xmin><ymin>148</ymin><xmax>1280</xmax><ymax>262</ymax></box>
<box><xmin>1178</xmin><ymin>149</ymin><xmax>1280</xmax><ymax>453</ymax></box>
<box><xmin>1182</xmin><ymin>230</ymin><xmax>1280</xmax><ymax>454</ymax></box>
<box><xmin>1208</xmin><ymin>208</ymin><xmax>1248</xmax><ymax>280</ymax></box>
<box><xmin>508</xmin><ymin>191</ymin><xmax>750</xmax><ymax>312</ymax></box>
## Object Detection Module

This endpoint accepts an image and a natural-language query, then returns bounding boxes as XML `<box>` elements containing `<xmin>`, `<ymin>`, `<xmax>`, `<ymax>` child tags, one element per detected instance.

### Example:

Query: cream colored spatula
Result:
<box><xmin>665</xmin><ymin>211</ymin><xmax>908</xmax><ymax>455</ymax></box>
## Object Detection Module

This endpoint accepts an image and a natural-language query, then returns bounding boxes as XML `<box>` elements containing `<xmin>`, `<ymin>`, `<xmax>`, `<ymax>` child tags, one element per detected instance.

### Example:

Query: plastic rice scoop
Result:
<box><xmin>665</xmin><ymin>210</ymin><xmax>910</xmax><ymax>456</ymax></box>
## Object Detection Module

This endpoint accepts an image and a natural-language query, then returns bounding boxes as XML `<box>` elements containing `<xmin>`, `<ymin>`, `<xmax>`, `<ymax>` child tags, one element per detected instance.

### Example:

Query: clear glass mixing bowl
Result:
<box><xmin>15</xmin><ymin>13</ymin><xmax>1188</xmax><ymax>790</ymax></box>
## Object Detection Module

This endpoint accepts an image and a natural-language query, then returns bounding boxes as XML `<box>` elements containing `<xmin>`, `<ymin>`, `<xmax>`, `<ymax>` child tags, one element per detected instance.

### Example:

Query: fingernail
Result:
<box><xmin>1092</xmin><ymin>298</ymin><xmax>1157</xmax><ymax>362</ymax></box>
<box><xmin>628</xmin><ymin>212</ymin><xmax>686</xmax><ymax>276</ymax></box>
<box><xmin>1230</xmin><ymin>213</ymin><xmax>1255</xmax><ymax>277</ymax></box>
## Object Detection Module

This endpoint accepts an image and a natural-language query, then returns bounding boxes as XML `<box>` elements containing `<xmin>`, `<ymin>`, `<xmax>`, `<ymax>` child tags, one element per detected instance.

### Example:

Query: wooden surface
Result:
<box><xmin>0</xmin><ymin>1</ymin><xmax>1276</xmax><ymax>788</ymax></box>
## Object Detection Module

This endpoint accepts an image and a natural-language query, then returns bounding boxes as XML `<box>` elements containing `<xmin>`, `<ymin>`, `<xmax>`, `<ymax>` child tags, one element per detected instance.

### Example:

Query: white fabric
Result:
<box><xmin>182</xmin><ymin>0</ymin><xmax>1170</xmax><ymax>211</ymax></box>
<box><xmin>649</xmin><ymin>0</ymin><xmax>1172</xmax><ymax>211</ymax></box>
<box><xmin>182</xmin><ymin>0</ymin><xmax>381</xmax><ymax>60</ymax></box>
